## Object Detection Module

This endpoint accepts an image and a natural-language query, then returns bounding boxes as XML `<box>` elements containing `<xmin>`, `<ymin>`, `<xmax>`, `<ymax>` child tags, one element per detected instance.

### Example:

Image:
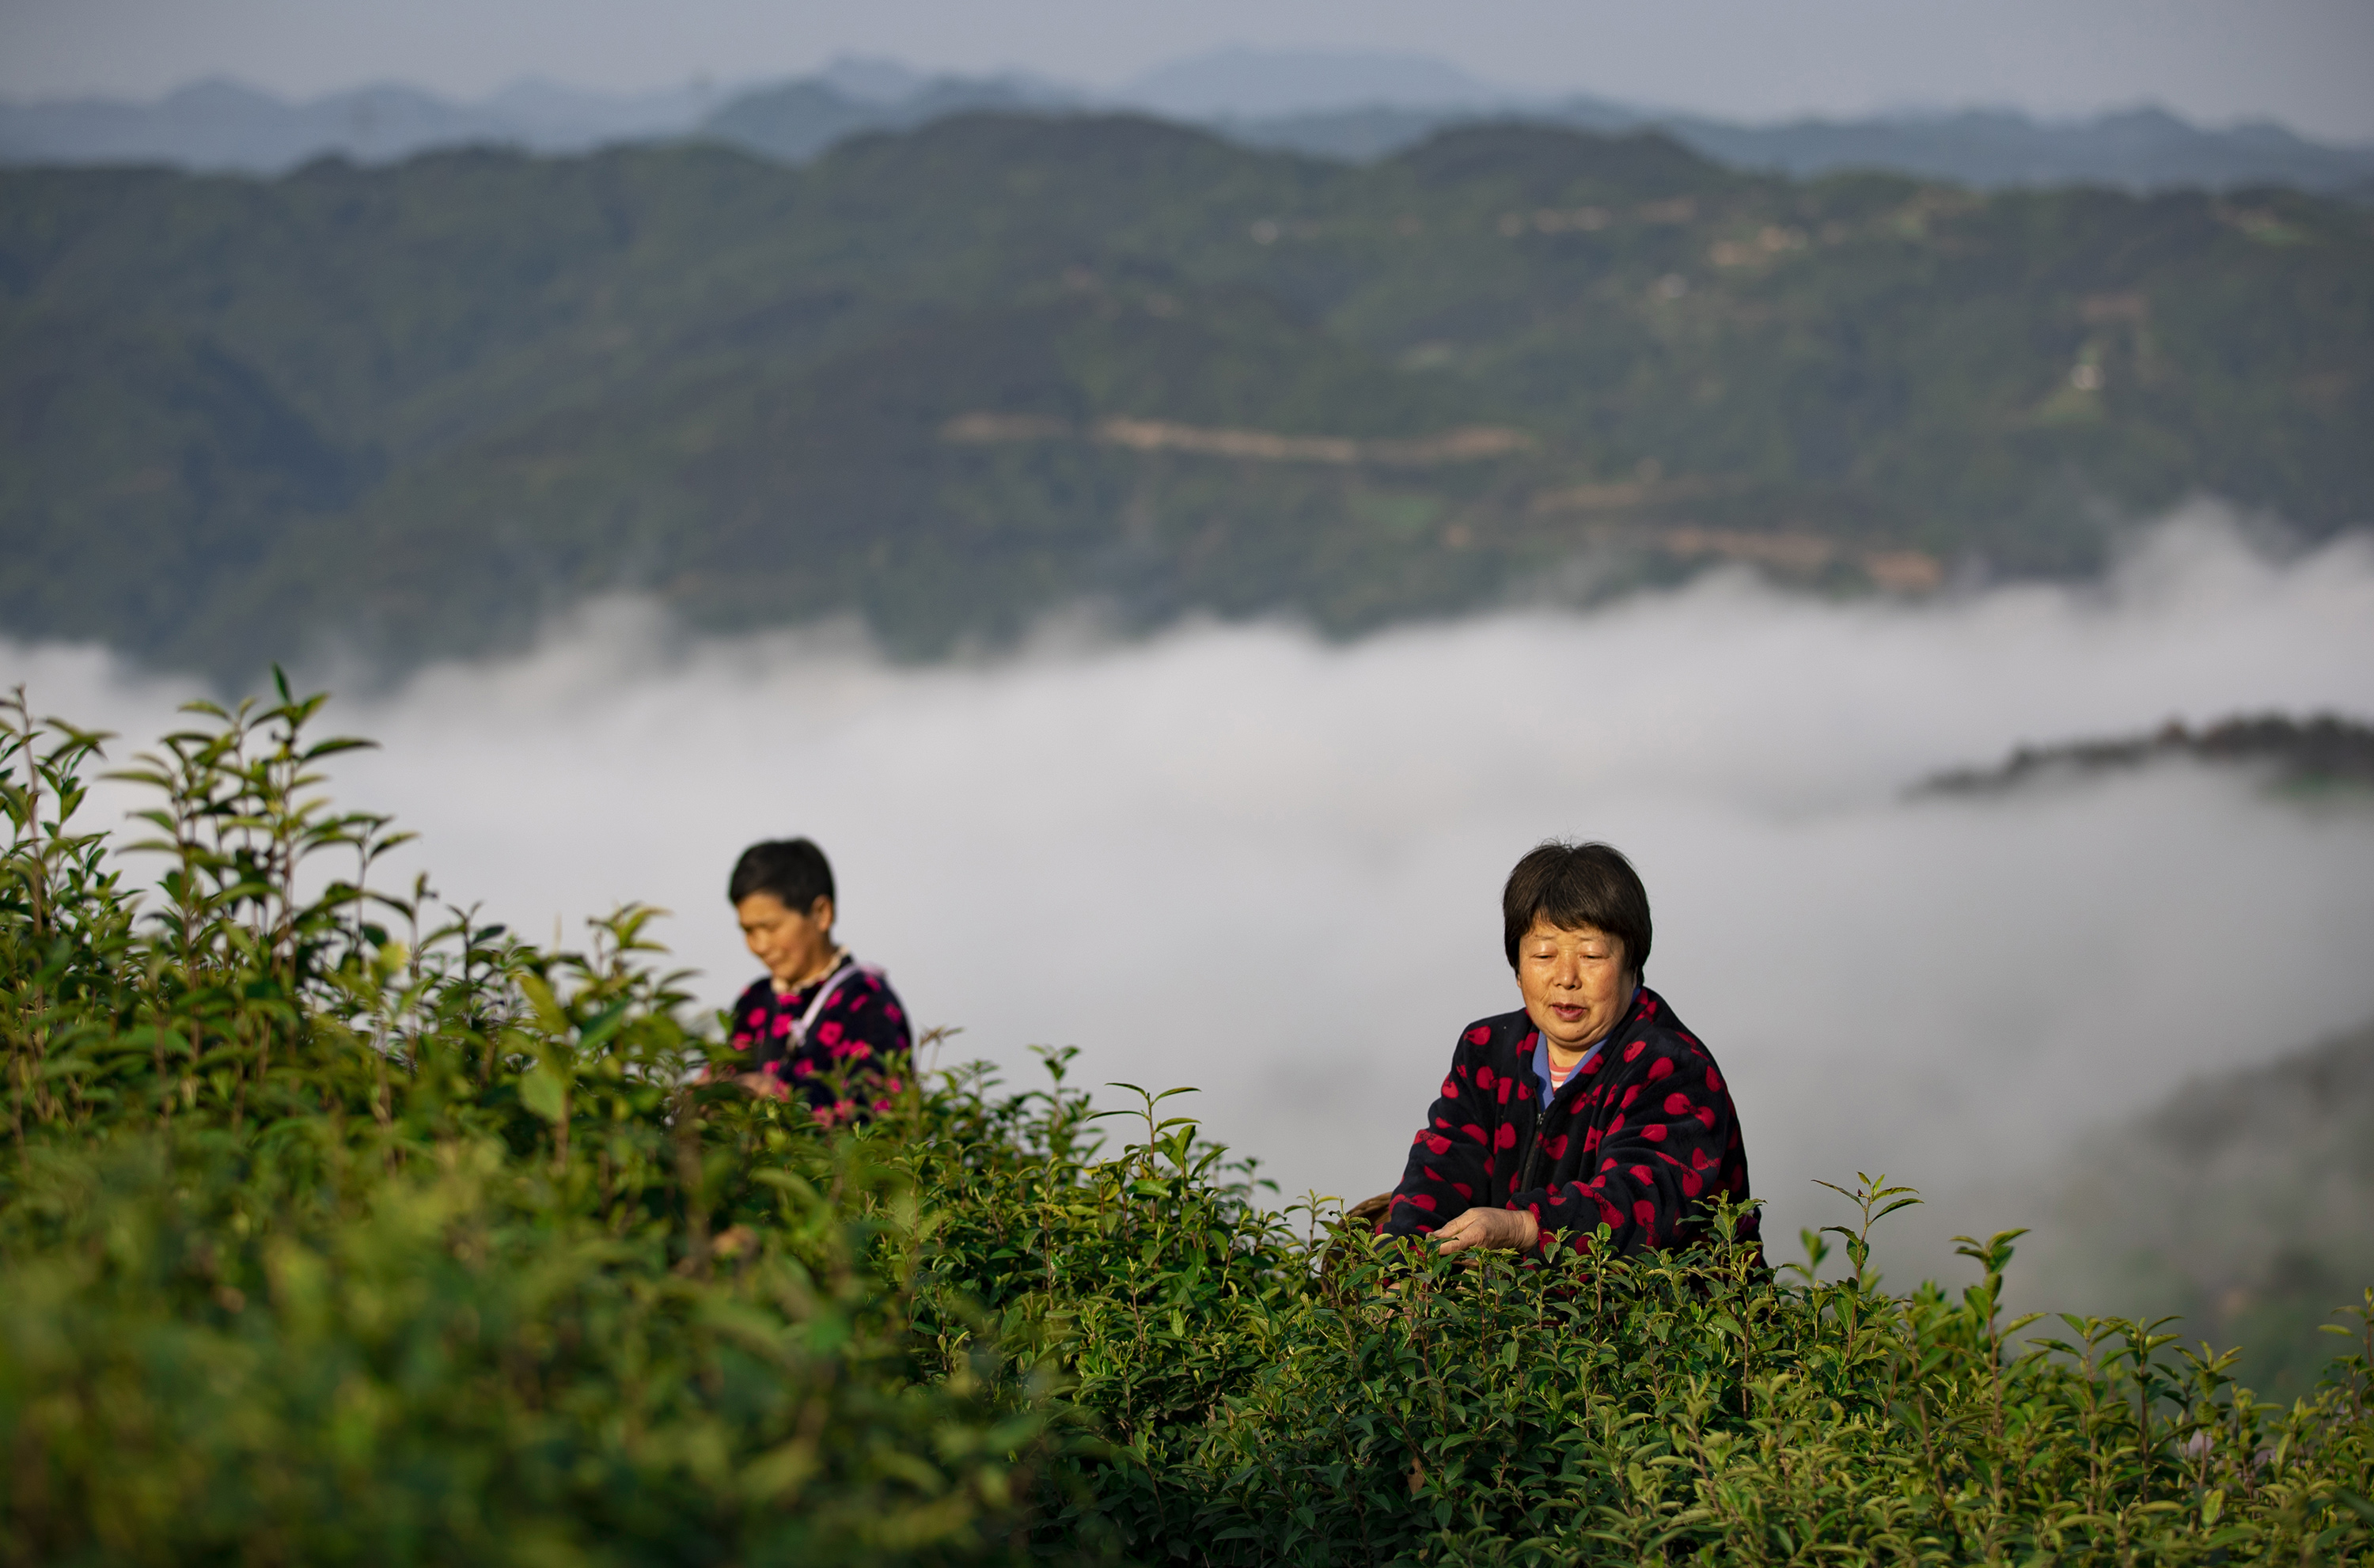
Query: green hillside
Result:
<box><xmin>3</xmin><ymin>113</ymin><xmax>2369</xmax><ymax>677</ymax></box>
<box><xmin>2011</xmin><ymin>1017</ymin><xmax>2374</xmax><ymax>1402</ymax></box>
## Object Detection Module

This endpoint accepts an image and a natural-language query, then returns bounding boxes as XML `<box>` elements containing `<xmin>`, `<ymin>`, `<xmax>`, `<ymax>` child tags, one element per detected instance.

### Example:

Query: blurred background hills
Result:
<box><xmin>1948</xmin><ymin>1011</ymin><xmax>2374</xmax><ymax>1402</ymax></box>
<box><xmin>8</xmin><ymin>48</ymin><xmax>2372</xmax><ymax>192</ymax></box>
<box><xmin>2</xmin><ymin>53</ymin><xmax>2368</xmax><ymax>682</ymax></box>
<box><xmin>1902</xmin><ymin>715</ymin><xmax>2374</xmax><ymax>1399</ymax></box>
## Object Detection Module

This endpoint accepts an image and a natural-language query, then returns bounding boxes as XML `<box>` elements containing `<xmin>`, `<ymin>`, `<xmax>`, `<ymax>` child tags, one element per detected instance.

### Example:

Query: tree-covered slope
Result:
<box><xmin>3</xmin><ymin>115</ymin><xmax>2368</xmax><ymax>677</ymax></box>
<box><xmin>1994</xmin><ymin>1017</ymin><xmax>2374</xmax><ymax>1403</ymax></box>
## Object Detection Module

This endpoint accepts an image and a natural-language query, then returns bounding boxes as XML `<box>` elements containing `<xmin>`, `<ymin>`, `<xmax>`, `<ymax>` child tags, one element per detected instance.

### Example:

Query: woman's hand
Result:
<box><xmin>731</xmin><ymin>1072</ymin><xmax>791</xmax><ymax>1100</ymax></box>
<box><xmin>1431</xmin><ymin>1206</ymin><xmax>1541</xmax><ymax>1256</ymax></box>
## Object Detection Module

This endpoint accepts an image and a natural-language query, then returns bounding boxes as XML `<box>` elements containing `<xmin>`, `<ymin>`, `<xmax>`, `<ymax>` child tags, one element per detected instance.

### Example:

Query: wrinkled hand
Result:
<box><xmin>731</xmin><ymin>1072</ymin><xmax>791</xmax><ymax>1100</ymax></box>
<box><xmin>1431</xmin><ymin>1206</ymin><xmax>1541</xmax><ymax>1256</ymax></box>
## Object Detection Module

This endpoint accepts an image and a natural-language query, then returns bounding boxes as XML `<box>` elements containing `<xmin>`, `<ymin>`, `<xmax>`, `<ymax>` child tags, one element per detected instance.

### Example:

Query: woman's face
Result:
<box><xmin>1515</xmin><ymin>917</ymin><xmax>1634</xmax><ymax>1056</ymax></box>
<box><xmin>738</xmin><ymin>892</ymin><xmax>836</xmax><ymax>989</ymax></box>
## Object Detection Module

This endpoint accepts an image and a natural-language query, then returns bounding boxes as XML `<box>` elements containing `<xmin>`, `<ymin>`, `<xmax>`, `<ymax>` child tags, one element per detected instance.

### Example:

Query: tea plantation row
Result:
<box><xmin>3</xmin><ymin>687</ymin><xmax>2369</xmax><ymax>1563</ymax></box>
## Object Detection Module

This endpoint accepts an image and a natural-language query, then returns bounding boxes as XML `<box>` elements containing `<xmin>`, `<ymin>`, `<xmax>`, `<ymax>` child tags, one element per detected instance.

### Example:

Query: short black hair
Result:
<box><xmin>1501</xmin><ymin>841</ymin><xmax>1652</xmax><ymax>974</ymax></box>
<box><xmin>729</xmin><ymin>839</ymin><xmax>836</xmax><ymax>915</ymax></box>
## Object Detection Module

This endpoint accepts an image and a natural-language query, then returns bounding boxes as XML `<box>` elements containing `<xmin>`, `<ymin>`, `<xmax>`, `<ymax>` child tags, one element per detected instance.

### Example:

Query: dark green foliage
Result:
<box><xmin>4</xmin><ymin>687</ymin><xmax>2372</xmax><ymax>1562</ymax></box>
<box><xmin>0</xmin><ymin>687</ymin><xmax>1050</xmax><ymax>1564</ymax></box>
<box><xmin>2</xmin><ymin>117</ymin><xmax>2369</xmax><ymax>681</ymax></box>
<box><xmin>915</xmin><ymin>1071</ymin><xmax>2374</xmax><ymax>1564</ymax></box>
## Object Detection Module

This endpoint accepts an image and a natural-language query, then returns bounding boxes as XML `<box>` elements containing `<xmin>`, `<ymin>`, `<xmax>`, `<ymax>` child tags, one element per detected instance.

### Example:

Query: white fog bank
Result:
<box><xmin>9</xmin><ymin>509</ymin><xmax>2374</xmax><ymax>1277</ymax></box>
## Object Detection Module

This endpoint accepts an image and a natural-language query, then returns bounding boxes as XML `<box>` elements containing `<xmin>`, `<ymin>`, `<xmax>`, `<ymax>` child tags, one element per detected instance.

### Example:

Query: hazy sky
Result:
<box><xmin>5</xmin><ymin>0</ymin><xmax>2372</xmax><ymax>139</ymax></box>
<box><xmin>16</xmin><ymin>506</ymin><xmax>2374</xmax><ymax>1288</ymax></box>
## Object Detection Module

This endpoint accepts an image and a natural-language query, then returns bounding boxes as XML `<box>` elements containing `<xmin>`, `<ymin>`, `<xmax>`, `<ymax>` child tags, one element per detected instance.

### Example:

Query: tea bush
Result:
<box><xmin>3</xmin><ymin>684</ymin><xmax>2370</xmax><ymax>1564</ymax></box>
<box><xmin>0</xmin><ymin>687</ymin><xmax>1051</xmax><ymax>1566</ymax></box>
<box><xmin>911</xmin><ymin>1070</ymin><xmax>2374</xmax><ymax>1565</ymax></box>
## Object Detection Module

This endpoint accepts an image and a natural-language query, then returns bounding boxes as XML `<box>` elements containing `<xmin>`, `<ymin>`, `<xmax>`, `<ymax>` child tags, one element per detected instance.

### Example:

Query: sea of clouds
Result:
<box><xmin>9</xmin><ymin>506</ymin><xmax>2374</xmax><ymax>1286</ymax></box>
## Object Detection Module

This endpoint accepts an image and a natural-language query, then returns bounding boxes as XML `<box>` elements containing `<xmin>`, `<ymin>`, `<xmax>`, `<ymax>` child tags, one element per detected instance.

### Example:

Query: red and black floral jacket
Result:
<box><xmin>1381</xmin><ymin>986</ymin><xmax>1757</xmax><ymax>1259</ymax></box>
<box><xmin>723</xmin><ymin>956</ymin><xmax>912</xmax><ymax>1125</ymax></box>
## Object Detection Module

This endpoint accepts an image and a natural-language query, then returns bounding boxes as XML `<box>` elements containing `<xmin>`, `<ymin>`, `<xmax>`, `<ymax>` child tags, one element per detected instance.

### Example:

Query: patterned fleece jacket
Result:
<box><xmin>1381</xmin><ymin>985</ymin><xmax>1757</xmax><ymax>1259</ymax></box>
<box><xmin>724</xmin><ymin>956</ymin><xmax>913</xmax><ymax>1124</ymax></box>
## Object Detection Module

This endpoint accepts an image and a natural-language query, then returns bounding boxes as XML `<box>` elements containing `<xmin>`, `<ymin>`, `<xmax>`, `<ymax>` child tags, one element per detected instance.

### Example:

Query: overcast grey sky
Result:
<box><xmin>4</xmin><ymin>0</ymin><xmax>2372</xmax><ymax>140</ymax></box>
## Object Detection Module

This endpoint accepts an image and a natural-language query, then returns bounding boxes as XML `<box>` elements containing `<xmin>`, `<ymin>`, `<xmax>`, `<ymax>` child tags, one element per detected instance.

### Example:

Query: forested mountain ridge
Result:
<box><xmin>13</xmin><ymin>66</ymin><xmax>2374</xmax><ymax>195</ymax></box>
<box><xmin>3</xmin><ymin>112</ymin><xmax>2368</xmax><ymax>680</ymax></box>
<box><xmin>2004</xmin><ymin>1017</ymin><xmax>2374</xmax><ymax>1399</ymax></box>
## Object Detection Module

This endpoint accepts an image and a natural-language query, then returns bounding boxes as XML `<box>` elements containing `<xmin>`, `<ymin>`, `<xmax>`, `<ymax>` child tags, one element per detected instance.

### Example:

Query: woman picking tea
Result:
<box><xmin>1380</xmin><ymin>841</ymin><xmax>1756</xmax><ymax>1259</ymax></box>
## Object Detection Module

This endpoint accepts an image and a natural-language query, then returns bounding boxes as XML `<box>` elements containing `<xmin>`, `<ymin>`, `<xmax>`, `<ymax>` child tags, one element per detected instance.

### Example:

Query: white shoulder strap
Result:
<box><xmin>794</xmin><ymin>958</ymin><xmax>879</xmax><ymax>1047</ymax></box>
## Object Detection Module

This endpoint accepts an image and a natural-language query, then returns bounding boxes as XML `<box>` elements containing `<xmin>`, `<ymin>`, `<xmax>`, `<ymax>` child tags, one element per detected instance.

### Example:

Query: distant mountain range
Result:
<box><xmin>0</xmin><ymin>75</ymin><xmax>723</xmax><ymax>169</ymax></box>
<box><xmin>1220</xmin><ymin>104</ymin><xmax>2374</xmax><ymax>199</ymax></box>
<box><xmin>1123</xmin><ymin>47</ymin><xmax>1511</xmax><ymax>120</ymax></box>
<box><xmin>6</xmin><ymin>50</ymin><xmax>2372</xmax><ymax>198</ymax></box>
<box><xmin>5</xmin><ymin>113</ymin><xmax>2367</xmax><ymax>683</ymax></box>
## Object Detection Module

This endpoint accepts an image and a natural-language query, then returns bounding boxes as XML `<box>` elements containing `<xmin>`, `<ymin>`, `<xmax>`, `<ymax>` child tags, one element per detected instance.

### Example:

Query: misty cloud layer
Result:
<box><xmin>9</xmin><ymin>508</ymin><xmax>2374</xmax><ymax>1285</ymax></box>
